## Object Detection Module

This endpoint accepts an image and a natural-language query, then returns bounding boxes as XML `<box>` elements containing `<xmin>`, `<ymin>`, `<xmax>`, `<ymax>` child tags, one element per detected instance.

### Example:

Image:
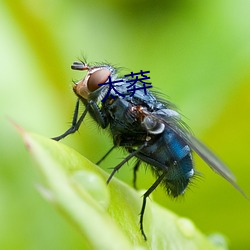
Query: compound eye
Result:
<box><xmin>87</xmin><ymin>68</ymin><xmax>110</xmax><ymax>92</ymax></box>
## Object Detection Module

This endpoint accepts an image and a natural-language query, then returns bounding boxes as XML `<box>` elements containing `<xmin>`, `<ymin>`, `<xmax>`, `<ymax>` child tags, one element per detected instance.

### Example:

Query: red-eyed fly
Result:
<box><xmin>52</xmin><ymin>60</ymin><xmax>246</xmax><ymax>240</ymax></box>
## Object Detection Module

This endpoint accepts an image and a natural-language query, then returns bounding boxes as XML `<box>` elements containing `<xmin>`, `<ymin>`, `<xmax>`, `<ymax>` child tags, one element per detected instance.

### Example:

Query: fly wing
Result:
<box><xmin>169</xmin><ymin>122</ymin><xmax>247</xmax><ymax>198</ymax></box>
<box><xmin>151</xmin><ymin>110</ymin><xmax>247</xmax><ymax>198</ymax></box>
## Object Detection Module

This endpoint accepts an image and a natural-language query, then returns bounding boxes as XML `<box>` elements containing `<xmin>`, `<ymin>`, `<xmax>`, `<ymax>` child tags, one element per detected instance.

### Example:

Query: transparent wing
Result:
<box><xmin>169</xmin><ymin>122</ymin><xmax>247</xmax><ymax>198</ymax></box>
<box><xmin>150</xmin><ymin>110</ymin><xmax>247</xmax><ymax>198</ymax></box>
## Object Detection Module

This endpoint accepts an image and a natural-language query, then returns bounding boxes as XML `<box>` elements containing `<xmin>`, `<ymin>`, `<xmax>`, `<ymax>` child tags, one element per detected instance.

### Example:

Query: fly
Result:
<box><xmin>52</xmin><ymin>60</ymin><xmax>247</xmax><ymax>240</ymax></box>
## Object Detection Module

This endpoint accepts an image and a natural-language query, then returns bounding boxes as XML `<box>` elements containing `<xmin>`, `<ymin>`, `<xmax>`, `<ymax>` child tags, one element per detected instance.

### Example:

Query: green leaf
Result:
<box><xmin>19</xmin><ymin>128</ymin><xmax>227</xmax><ymax>250</ymax></box>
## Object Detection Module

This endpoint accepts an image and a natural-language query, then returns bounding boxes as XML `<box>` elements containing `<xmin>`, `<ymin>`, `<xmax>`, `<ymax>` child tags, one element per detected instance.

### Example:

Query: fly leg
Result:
<box><xmin>52</xmin><ymin>99</ymin><xmax>108</xmax><ymax>141</ymax></box>
<box><xmin>107</xmin><ymin>144</ymin><xmax>146</xmax><ymax>184</ymax></box>
<box><xmin>96</xmin><ymin>145</ymin><xmax>116</xmax><ymax>165</ymax></box>
<box><xmin>140</xmin><ymin>172</ymin><xmax>167</xmax><ymax>240</ymax></box>
<box><xmin>133</xmin><ymin>160</ymin><xmax>141</xmax><ymax>189</ymax></box>
<box><xmin>52</xmin><ymin>99</ymin><xmax>88</xmax><ymax>141</ymax></box>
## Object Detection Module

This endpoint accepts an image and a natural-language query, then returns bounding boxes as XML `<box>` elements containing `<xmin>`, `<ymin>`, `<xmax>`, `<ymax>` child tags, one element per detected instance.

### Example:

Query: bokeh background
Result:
<box><xmin>1</xmin><ymin>1</ymin><xmax>250</xmax><ymax>249</ymax></box>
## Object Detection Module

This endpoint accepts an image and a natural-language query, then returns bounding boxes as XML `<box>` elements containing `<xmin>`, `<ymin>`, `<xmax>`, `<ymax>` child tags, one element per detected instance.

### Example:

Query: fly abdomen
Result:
<box><xmin>162</xmin><ymin>129</ymin><xmax>194</xmax><ymax>196</ymax></box>
<box><xmin>166</xmin><ymin>129</ymin><xmax>191</xmax><ymax>161</ymax></box>
<box><xmin>163</xmin><ymin>153</ymin><xmax>193</xmax><ymax>196</ymax></box>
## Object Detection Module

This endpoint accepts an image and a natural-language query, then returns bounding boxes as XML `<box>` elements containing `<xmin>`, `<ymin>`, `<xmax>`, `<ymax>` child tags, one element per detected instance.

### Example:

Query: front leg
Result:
<box><xmin>52</xmin><ymin>99</ymin><xmax>89</xmax><ymax>141</ymax></box>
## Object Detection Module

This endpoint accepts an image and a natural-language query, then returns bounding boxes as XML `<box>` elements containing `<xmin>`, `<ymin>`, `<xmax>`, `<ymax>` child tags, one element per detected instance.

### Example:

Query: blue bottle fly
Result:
<box><xmin>52</xmin><ymin>60</ymin><xmax>246</xmax><ymax>240</ymax></box>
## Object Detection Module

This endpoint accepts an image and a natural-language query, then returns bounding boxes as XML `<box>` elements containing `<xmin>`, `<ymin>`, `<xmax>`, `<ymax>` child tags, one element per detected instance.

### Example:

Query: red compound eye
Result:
<box><xmin>87</xmin><ymin>68</ymin><xmax>110</xmax><ymax>92</ymax></box>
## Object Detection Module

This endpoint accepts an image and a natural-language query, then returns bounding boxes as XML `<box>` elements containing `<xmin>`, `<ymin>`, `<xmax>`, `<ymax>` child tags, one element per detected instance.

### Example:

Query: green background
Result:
<box><xmin>1</xmin><ymin>0</ymin><xmax>250</xmax><ymax>249</ymax></box>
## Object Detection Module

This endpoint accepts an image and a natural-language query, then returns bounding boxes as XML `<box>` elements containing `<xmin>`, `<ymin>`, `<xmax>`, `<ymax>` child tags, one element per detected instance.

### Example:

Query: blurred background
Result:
<box><xmin>1</xmin><ymin>0</ymin><xmax>250</xmax><ymax>249</ymax></box>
